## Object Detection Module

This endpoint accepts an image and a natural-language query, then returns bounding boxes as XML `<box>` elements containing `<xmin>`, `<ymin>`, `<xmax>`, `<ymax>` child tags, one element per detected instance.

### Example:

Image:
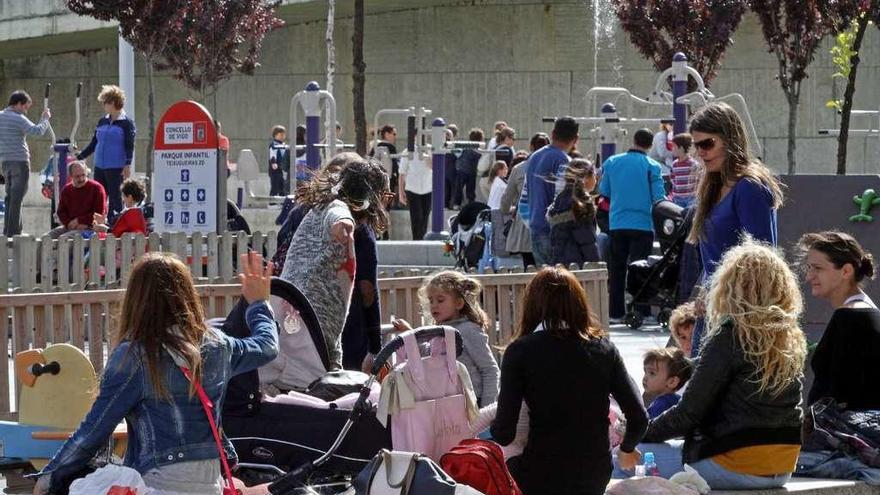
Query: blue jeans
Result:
<box><xmin>797</xmin><ymin>450</ymin><xmax>880</xmax><ymax>485</ymax></box>
<box><xmin>613</xmin><ymin>441</ymin><xmax>791</xmax><ymax>490</ymax></box>
<box><xmin>530</xmin><ymin>231</ymin><xmax>551</xmax><ymax>266</ymax></box>
<box><xmin>2</xmin><ymin>160</ymin><xmax>28</xmax><ymax>236</ymax></box>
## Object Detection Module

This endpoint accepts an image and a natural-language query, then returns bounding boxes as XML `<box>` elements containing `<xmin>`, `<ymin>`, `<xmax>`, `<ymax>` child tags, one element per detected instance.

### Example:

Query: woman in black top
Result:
<box><xmin>799</xmin><ymin>231</ymin><xmax>879</xmax><ymax>410</ymax></box>
<box><xmin>491</xmin><ymin>267</ymin><xmax>647</xmax><ymax>495</ymax></box>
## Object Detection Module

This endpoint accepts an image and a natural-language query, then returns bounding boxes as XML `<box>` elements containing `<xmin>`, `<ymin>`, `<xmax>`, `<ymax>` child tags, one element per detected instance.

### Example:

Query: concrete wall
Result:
<box><xmin>0</xmin><ymin>0</ymin><xmax>879</xmax><ymax>176</ymax></box>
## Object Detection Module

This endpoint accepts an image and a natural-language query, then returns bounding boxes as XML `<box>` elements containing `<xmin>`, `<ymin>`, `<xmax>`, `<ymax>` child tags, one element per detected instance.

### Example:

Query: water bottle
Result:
<box><xmin>643</xmin><ymin>451</ymin><xmax>660</xmax><ymax>477</ymax></box>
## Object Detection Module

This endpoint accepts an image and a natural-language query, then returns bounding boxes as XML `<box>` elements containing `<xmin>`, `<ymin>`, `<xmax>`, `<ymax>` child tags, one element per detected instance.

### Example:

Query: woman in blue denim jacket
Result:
<box><xmin>34</xmin><ymin>252</ymin><xmax>278</xmax><ymax>494</ymax></box>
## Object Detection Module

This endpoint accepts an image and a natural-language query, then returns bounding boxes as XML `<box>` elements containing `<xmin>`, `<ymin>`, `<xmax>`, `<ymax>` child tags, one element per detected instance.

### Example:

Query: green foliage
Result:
<box><xmin>826</xmin><ymin>16</ymin><xmax>865</xmax><ymax>111</ymax></box>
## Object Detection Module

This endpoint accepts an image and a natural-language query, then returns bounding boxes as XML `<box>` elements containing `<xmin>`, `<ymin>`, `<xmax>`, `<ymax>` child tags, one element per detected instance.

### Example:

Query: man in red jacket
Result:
<box><xmin>48</xmin><ymin>161</ymin><xmax>106</xmax><ymax>238</ymax></box>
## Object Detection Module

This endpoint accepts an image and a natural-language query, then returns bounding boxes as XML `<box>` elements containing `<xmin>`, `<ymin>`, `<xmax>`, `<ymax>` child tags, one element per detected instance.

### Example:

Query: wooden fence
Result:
<box><xmin>0</xmin><ymin>266</ymin><xmax>608</xmax><ymax>420</ymax></box>
<box><xmin>1</xmin><ymin>232</ymin><xmax>278</xmax><ymax>293</ymax></box>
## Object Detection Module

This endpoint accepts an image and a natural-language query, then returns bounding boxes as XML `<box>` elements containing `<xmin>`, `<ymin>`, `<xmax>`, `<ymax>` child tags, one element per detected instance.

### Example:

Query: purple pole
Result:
<box><xmin>672</xmin><ymin>52</ymin><xmax>688</xmax><ymax>135</ymax></box>
<box><xmin>304</xmin><ymin>81</ymin><xmax>322</xmax><ymax>170</ymax></box>
<box><xmin>424</xmin><ymin>118</ymin><xmax>449</xmax><ymax>240</ymax></box>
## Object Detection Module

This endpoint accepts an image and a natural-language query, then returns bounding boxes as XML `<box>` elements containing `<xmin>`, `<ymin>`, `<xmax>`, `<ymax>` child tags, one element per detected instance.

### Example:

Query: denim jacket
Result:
<box><xmin>37</xmin><ymin>300</ymin><xmax>278</xmax><ymax>492</ymax></box>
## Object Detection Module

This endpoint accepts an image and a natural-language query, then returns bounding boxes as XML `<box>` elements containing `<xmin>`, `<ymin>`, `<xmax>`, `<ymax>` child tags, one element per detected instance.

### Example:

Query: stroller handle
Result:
<box><xmin>371</xmin><ymin>326</ymin><xmax>463</xmax><ymax>375</ymax></box>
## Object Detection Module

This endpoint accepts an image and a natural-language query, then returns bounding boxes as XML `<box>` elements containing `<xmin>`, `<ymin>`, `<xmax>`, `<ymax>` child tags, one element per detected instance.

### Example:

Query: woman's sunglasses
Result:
<box><xmin>380</xmin><ymin>192</ymin><xmax>396</xmax><ymax>205</ymax></box>
<box><xmin>694</xmin><ymin>137</ymin><xmax>717</xmax><ymax>151</ymax></box>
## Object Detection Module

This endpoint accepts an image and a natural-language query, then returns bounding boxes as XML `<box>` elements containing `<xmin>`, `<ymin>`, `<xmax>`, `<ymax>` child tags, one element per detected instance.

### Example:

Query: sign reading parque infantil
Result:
<box><xmin>152</xmin><ymin>101</ymin><xmax>225</xmax><ymax>234</ymax></box>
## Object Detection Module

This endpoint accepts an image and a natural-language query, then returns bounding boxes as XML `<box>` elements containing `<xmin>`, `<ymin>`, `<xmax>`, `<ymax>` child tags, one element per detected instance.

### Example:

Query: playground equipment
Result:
<box><xmin>370</xmin><ymin>106</ymin><xmax>433</xmax><ymax>167</ymax></box>
<box><xmin>40</xmin><ymin>83</ymin><xmax>83</xmax><ymax>227</ymax></box>
<box><xmin>818</xmin><ymin>106</ymin><xmax>879</xmax><ymax>164</ymax></box>
<box><xmin>0</xmin><ymin>344</ymin><xmax>126</xmax><ymax>490</ymax></box>
<box><xmin>289</xmin><ymin>81</ymin><xmax>359</xmax><ymax>194</ymax></box>
<box><xmin>576</xmin><ymin>53</ymin><xmax>762</xmax><ymax>161</ymax></box>
<box><xmin>543</xmin><ymin>103</ymin><xmax>675</xmax><ymax>165</ymax></box>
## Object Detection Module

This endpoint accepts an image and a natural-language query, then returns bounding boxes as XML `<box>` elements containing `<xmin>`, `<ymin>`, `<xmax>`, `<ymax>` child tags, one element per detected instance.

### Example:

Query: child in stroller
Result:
<box><xmin>622</xmin><ymin>200</ymin><xmax>694</xmax><ymax>329</ymax></box>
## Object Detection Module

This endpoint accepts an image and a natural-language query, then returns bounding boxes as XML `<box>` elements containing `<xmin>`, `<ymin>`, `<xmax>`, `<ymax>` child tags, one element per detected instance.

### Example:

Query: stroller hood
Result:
<box><xmin>216</xmin><ymin>277</ymin><xmax>330</xmax><ymax>416</ymax></box>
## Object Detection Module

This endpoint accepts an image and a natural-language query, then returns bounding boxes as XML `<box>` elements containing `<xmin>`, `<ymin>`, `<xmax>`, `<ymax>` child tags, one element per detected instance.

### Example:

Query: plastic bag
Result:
<box><xmin>606</xmin><ymin>476</ymin><xmax>698</xmax><ymax>495</ymax></box>
<box><xmin>68</xmin><ymin>464</ymin><xmax>151</xmax><ymax>495</ymax></box>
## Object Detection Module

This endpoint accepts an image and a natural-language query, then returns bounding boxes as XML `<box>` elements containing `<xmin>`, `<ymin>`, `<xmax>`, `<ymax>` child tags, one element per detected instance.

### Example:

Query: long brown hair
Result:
<box><xmin>687</xmin><ymin>102</ymin><xmax>784</xmax><ymax>243</ymax></box>
<box><xmin>561</xmin><ymin>158</ymin><xmax>597</xmax><ymax>222</ymax></box>
<box><xmin>115</xmin><ymin>253</ymin><xmax>210</xmax><ymax>399</ymax></box>
<box><xmin>515</xmin><ymin>267</ymin><xmax>604</xmax><ymax>341</ymax></box>
<box><xmin>298</xmin><ymin>155</ymin><xmax>390</xmax><ymax>234</ymax></box>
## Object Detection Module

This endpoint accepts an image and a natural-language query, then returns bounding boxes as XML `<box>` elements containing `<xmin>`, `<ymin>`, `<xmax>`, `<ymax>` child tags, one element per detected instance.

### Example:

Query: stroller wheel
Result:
<box><xmin>658</xmin><ymin>308</ymin><xmax>672</xmax><ymax>328</ymax></box>
<box><xmin>624</xmin><ymin>312</ymin><xmax>643</xmax><ymax>330</ymax></box>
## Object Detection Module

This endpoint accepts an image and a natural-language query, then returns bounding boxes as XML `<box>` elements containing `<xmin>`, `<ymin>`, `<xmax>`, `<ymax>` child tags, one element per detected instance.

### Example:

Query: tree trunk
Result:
<box><xmin>787</xmin><ymin>90</ymin><xmax>798</xmax><ymax>175</ymax></box>
<box><xmin>352</xmin><ymin>0</ymin><xmax>367</xmax><ymax>156</ymax></box>
<box><xmin>325</xmin><ymin>0</ymin><xmax>336</xmax><ymax>143</ymax></box>
<box><xmin>836</xmin><ymin>14</ymin><xmax>869</xmax><ymax>175</ymax></box>
<box><xmin>146</xmin><ymin>60</ymin><xmax>156</xmax><ymax>201</ymax></box>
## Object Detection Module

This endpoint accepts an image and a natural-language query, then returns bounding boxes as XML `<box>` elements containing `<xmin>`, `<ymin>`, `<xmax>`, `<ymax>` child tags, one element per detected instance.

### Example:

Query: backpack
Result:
<box><xmin>439</xmin><ymin>439</ymin><xmax>522</xmax><ymax>495</ymax></box>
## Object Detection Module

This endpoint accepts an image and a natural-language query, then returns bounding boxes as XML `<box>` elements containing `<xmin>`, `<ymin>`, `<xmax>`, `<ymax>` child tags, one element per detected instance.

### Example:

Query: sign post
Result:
<box><xmin>152</xmin><ymin>101</ymin><xmax>226</xmax><ymax>234</ymax></box>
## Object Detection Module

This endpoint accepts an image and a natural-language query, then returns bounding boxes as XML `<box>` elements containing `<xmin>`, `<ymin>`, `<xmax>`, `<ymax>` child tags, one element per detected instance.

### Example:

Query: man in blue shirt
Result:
<box><xmin>599</xmin><ymin>128</ymin><xmax>666</xmax><ymax>321</ymax></box>
<box><xmin>526</xmin><ymin>117</ymin><xmax>578</xmax><ymax>265</ymax></box>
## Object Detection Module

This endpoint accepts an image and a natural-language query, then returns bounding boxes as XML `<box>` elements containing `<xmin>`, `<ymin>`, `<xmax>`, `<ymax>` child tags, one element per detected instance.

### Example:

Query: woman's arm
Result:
<box><xmin>734</xmin><ymin>179</ymin><xmax>776</xmax><ymax>245</ymax></box>
<box><xmin>76</xmin><ymin>120</ymin><xmax>101</xmax><ymax>160</ymax></box>
<box><xmin>490</xmin><ymin>341</ymin><xmax>525</xmax><ymax>445</ymax></box>
<box><xmin>227</xmin><ymin>301</ymin><xmax>279</xmax><ymax>375</ymax></box>
<box><xmin>228</xmin><ymin>253</ymin><xmax>278</xmax><ymax>375</ymax></box>
<box><xmin>37</xmin><ymin>344</ymin><xmax>143</xmax><ymax>493</ymax></box>
<box><xmin>608</xmin><ymin>343</ymin><xmax>648</xmax><ymax>452</ymax></box>
<box><xmin>644</xmin><ymin>322</ymin><xmax>737</xmax><ymax>442</ymax></box>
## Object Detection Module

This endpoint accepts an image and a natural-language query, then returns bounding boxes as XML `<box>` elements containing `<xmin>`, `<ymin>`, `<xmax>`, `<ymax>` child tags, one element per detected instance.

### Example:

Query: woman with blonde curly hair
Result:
<box><xmin>391</xmin><ymin>270</ymin><xmax>499</xmax><ymax>405</ymax></box>
<box><xmin>638</xmin><ymin>238</ymin><xmax>806</xmax><ymax>489</ymax></box>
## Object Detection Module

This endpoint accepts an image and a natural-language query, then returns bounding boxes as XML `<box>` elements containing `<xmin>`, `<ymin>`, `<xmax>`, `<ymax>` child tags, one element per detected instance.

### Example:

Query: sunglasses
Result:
<box><xmin>694</xmin><ymin>137</ymin><xmax>718</xmax><ymax>151</ymax></box>
<box><xmin>380</xmin><ymin>191</ymin><xmax>396</xmax><ymax>204</ymax></box>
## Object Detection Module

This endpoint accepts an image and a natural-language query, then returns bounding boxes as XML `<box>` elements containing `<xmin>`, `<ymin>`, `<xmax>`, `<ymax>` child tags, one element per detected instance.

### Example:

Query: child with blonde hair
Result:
<box><xmin>393</xmin><ymin>270</ymin><xmax>500</xmax><ymax>405</ymax></box>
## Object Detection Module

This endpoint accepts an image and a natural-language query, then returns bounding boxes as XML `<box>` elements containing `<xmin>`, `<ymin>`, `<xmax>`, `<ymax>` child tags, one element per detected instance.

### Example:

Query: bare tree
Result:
<box><xmin>352</xmin><ymin>0</ymin><xmax>367</xmax><ymax>155</ymax></box>
<box><xmin>752</xmin><ymin>0</ymin><xmax>831</xmax><ymax>174</ymax></box>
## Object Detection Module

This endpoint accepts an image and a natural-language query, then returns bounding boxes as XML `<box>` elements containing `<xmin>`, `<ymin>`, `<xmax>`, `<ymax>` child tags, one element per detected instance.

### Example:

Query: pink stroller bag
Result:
<box><xmin>391</xmin><ymin>328</ymin><xmax>470</xmax><ymax>461</ymax></box>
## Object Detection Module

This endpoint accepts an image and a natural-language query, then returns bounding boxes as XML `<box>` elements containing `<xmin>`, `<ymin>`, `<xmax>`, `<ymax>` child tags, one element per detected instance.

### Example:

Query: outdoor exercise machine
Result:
<box><xmin>42</xmin><ymin>82</ymin><xmax>83</xmax><ymax>227</ymax></box>
<box><xmin>818</xmin><ymin>106</ymin><xmax>879</xmax><ymax>159</ymax></box>
<box><xmin>572</xmin><ymin>53</ymin><xmax>762</xmax><ymax>161</ymax></box>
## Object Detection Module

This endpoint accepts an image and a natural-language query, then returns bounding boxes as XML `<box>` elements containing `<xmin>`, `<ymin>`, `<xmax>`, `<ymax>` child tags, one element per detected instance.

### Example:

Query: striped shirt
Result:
<box><xmin>671</xmin><ymin>156</ymin><xmax>699</xmax><ymax>200</ymax></box>
<box><xmin>0</xmin><ymin>107</ymin><xmax>50</xmax><ymax>162</ymax></box>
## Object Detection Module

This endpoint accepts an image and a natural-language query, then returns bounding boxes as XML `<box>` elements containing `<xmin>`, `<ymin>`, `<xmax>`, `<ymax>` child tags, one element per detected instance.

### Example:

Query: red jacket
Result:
<box><xmin>110</xmin><ymin>207</ymin><xmax>147</xmax><ymax>237</ymax></box>
<box><xmin>57</xmin><ymin>179</ymin><xmax>106</xmax><ymax>228</ymax></box>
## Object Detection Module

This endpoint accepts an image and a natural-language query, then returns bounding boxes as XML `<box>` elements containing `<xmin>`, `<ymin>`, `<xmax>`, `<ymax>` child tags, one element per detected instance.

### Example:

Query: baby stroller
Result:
<box><xmin>623</xmin><ymin>200</ymin><xmax>691</xmax><ymax>329</ymax></box>
<box><xmin>217</xmin><ymin>278</ymin><xmax>391</xmax><ymax>489</ymax></box>
<box><xmin>449</xmin><ymin>201</ymin><xmax>491</xmax><ymax>272</ymax></box>
<box><xmin>263</xmin><ymin>326</ymin><xmax>465</xmax><ymax>495</ymax></box>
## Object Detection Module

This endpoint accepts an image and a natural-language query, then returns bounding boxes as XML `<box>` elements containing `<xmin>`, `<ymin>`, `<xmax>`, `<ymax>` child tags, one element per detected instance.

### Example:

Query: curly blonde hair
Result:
<box><xmin>419</xmin><ymin>270</ymin><xmax>490</xmax><ymax>331</ymax></box>
<box><xmin>98</xmin><ymin>84</ymin><xmax>125</xmax><ymax>110</ymax></box>
<box><xmin>704</xmin><ymin>238</ymin><xmax>806</xmax><ymax>396</ymax></box>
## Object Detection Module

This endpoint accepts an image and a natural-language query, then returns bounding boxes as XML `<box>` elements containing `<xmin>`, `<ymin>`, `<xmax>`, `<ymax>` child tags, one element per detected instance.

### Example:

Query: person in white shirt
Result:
<box><xmin>486</xmin><ymin>161</ymin><xmax>509</xmax><ymax>210</ymax></box>
<box><xmin>649</xmin><ymin>123</ymin><xmax>675</xmax><ymax>194</ymax></box>
<box><xmin>398</xmin><ymin>152</ymin><xmax>433</xmax><ymax>239</ymax></box>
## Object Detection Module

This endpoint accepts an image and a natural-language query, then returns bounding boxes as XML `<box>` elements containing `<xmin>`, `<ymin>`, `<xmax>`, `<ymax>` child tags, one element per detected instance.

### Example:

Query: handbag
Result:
<box><xmin>180</xmin><ymin>366</ymin><xmax>241</xmax><ymax>495</ymax></box>
<box><xmin>352</xmin><ymin>449</ymin><xmax>457</xmax><ymax>495</ymax></box>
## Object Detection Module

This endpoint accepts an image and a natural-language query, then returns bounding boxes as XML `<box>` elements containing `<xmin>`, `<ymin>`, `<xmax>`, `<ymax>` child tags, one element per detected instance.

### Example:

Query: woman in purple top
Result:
<box><xmin>687</xmin><ymin>103</ymin><xmax>784</xmax><ymax>354</ymax></box>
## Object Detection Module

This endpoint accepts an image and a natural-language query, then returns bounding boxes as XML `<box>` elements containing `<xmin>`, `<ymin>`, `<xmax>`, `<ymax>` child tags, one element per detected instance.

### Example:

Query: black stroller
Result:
<box><xmin>264</xmin><ymin>326</ymin><xmax>464</xmax><ymax>494</ymax></box>
<box><xmin>623</xmin><ymin>200</ymin><xmax>692</xmax><ymax>329</ymax></box>
<box><xmin>217</xmin><ymin>278</ymin><xmax>390</xmax><ymax>490</ymax></box>
<box><xmin>449</xmin><ymin>201</ymin><xmax>490</xmax><ymax>271</ymax></box>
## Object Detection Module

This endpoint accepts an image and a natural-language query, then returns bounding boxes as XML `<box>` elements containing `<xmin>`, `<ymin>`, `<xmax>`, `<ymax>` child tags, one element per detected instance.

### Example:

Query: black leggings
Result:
<box><xmin>405</xmin><ymin>191</ymin><xmax>432</xmax><ymax>240</ymax></box>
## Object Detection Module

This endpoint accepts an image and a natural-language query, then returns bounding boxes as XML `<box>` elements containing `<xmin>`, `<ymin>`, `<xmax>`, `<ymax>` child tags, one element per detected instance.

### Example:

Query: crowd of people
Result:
<box><xmin>0</xmin><ymin>86</ymin><xmax>147</xmax><ymax>241</ymax></box>
<box><xmin>3</xmin><ymin>95</ymin><xmax>875</xmax><ymax>495</ymax></box>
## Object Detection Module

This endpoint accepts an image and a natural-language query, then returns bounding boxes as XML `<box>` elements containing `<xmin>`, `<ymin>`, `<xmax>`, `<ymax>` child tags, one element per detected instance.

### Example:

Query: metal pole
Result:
<box><xmin>672</xmin><ymin>52</ymin><xmax>688</xmax><ymax>135</ymax></box>
<box><xmin>424</xmin><ymin>118</ymin><xmax>448</xmax><ymax>240</ymax></box>
<box><xmin>119</xmin><ymin>33</ymin><xmax>136</xmax><ymax>170</ymax></box>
